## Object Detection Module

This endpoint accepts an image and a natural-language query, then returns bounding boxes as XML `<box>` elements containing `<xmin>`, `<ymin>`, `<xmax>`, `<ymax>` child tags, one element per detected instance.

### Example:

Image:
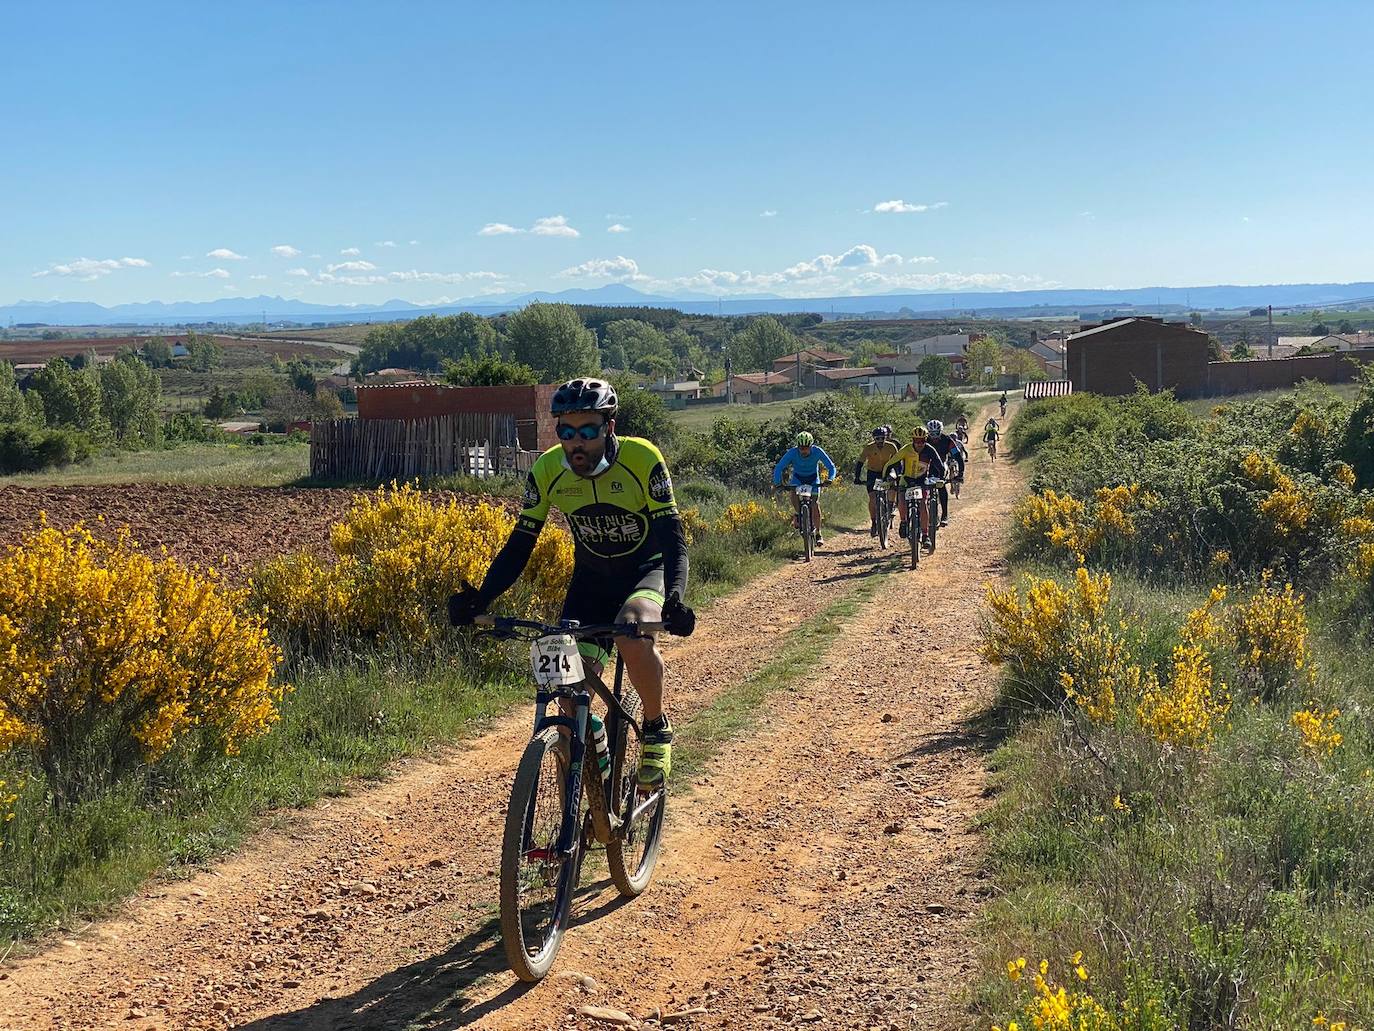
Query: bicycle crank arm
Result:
<box><xmin>627</xmin><ymin>789</ymin><xmax>665</xmax><ymax>824</ymax></box>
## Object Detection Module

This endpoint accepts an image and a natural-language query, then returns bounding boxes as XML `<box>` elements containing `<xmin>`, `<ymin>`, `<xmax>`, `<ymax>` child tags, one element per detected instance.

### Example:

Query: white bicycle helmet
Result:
<box><xmin>925</xmin><ymin>419</ymin><xmax>944</xmax><ymax>436</ymax></box>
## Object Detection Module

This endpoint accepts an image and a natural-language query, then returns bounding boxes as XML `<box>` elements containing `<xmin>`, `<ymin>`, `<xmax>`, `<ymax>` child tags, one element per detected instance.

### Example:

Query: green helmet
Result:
<box><xmin>795</xmin><ymin>431</ymin><xmax>814</xmax><ymax>447</ymax></box>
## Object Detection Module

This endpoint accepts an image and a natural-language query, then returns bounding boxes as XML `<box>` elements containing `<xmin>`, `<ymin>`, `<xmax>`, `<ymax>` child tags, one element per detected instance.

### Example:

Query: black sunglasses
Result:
<box><xmin>557</xmin><ymin>422</ymin><xmax>606</xmax><ymax>442</ymax></box>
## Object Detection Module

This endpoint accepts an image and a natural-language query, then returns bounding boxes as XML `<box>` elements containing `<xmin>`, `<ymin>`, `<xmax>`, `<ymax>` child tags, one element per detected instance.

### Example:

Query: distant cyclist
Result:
<box><xmin>954</xmin><ymin>415</ymin><xmax>970</xmax><ymax>444</ymax></box>
<box><xmin>924</xmin><ymin>419</ymin><xmax>964</xmax><ymax>527</ymax></box>
<box><xmin>999</xmin><ymin>391</ymin><xmax>1008</xmax><ymax>418</ymax></box>
<box><xmin>854</xmin><ymin>425</ymin><xmax>899</xmax><ymax>537</ymax></box>
<box><xmin>984</xmin><ymin>417</ymin><xmax>1002</xmax><ymax>460</ymax></box>
<box><xmin>884</xmin><ymin>425</ymin><xmax>946</xmax><ymax>546</ymax></box>
<box><xmin>774</xmin><ymin>431</ymin><xmax>837</xmax><ymax>547</ymax></box>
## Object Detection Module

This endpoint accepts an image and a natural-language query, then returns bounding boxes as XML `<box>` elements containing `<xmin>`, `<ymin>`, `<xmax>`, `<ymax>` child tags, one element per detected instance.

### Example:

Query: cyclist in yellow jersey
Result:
<box><xmin>448</xmin><ymin>378</ymin><xmax>694</xmax><ymax>789</ymax></box>
<box><xmin>854</xmin><ymin>425</ymin><xmax>898</xmax><ymax>537</ymax></box>
<box><xmin>884</xmin><ymin>424</ymin><xmax>947</xmax><ymax>544</ymax></box>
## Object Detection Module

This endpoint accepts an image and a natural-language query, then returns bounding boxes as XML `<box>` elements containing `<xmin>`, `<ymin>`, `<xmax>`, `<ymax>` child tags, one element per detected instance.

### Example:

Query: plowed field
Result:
<box><xmin>0</xmin><ymin>485</ymin><xmax>516</xmax><ymax>581</ymax></box>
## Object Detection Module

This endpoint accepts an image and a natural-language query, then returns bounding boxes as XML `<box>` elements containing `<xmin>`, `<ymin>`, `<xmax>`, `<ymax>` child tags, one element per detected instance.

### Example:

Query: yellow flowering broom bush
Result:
<box><xmin>992</xmin><ymin>953</ymin><xmax>1175</xmax><ymax>1031</ymax></box>
<box><xmin>0</xmin><ymin>522</ymin><xmax>284</xmax><ymax>807</ymax></box>
<box><xmin>1013</xmin><ymin>485</ymin><xmax>1152</xmax><ymax>567</ymax></box>
<box><xmin>251</xmin><ymin>482</ymin><xmax>574</xmax><ymax>652</ymax></box>
<box><xmin>1232</xmin><ymin>572</ymin><xmax>1313</xmax><ymax>700</ymax></box>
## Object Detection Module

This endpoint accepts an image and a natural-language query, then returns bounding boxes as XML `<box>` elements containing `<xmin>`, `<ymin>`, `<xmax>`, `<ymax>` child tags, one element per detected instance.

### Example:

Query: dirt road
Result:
<box><xmin>0</xmin><ymin>443</ymin><xmax>1021</xmax><ymax>1031</ymax></box>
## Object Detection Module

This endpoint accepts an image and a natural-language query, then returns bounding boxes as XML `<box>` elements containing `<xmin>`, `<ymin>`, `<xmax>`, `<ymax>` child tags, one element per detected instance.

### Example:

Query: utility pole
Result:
<box><xmin>795</xmin><ymin>349</ymin><xmax>801</xmax><ymax>399</ymax></box>
<box><xmin>1268</xmin><ymin>305</ymin><xmax>1274</xmax><ymax>359</ymax></box>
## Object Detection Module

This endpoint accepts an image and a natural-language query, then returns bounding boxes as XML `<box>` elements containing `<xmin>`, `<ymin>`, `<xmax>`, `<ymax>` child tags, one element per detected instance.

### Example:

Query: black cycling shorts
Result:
<box><xmin>865</xmin><ymin>469</ymin><xmax>893</xmax><ymax>491</ymax></box>
<box><xmin>559</xmin><ymin>564</ymin><xmax>665</xmax><ymax>664</ymax></box>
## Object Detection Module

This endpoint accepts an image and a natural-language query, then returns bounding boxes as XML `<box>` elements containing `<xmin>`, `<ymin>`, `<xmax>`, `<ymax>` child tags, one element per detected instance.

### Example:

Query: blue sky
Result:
<box><xmin>4</xmin><ymin>1</ymin><xmax>1373</xmax><ymax>307</ymax></box>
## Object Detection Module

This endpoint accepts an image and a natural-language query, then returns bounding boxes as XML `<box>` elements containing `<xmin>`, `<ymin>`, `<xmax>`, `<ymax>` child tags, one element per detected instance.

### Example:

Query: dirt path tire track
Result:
<box><xmin>0</xmin><ymin>508</ymin><xmax>888</xmax><ymax>1031</ymax></box>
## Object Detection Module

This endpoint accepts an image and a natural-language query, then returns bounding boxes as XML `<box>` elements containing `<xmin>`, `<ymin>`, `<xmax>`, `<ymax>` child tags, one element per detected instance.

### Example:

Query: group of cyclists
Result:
<box><xmin>447</xmin><ymin>375</ymin><xmax>1007</xmax><ymax>797</ymax></box>
<box><xmin>772</xmin><ymin>411</ymin><xmax>1004</xmax><ymax>550</ymax></box>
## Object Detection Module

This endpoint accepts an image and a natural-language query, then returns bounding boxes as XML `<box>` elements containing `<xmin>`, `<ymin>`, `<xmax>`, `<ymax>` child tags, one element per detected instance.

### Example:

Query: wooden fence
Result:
<box><xmin>310</xmin><ymin>412</ymin><xmax>537</xmax><ymax>481</ymax></box>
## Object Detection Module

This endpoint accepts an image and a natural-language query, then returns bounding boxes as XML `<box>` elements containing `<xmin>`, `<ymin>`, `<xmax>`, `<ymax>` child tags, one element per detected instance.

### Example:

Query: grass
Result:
<box><xmin>674</xmin><ymin>567</ymin><xmax>887</xmax><ymax>780</ymax></box>
<box><xmin>0</xmin><ymin>650</ymin><xmax>528</xmax><ymax>944</ymax></box>
<box><xmin>974</xmin><ymin>388</ymin><xmax>1374</xmax><ymax>1029</ymax></box>
<box><xmin>0</xmin><ymin>441</ymin><xmax>310</xmax><ymax>487</ymax></box>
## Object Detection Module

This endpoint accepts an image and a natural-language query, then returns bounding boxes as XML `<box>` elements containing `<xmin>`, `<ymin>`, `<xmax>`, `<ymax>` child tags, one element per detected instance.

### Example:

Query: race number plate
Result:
<box><xmin>905</xmin><ymin>487</ymin><xmax>925</xmax><ymax>502</ymax></box>
<box><xmin>796</xmin><ymin>483</ymin><xmax>815</xmax><ymax>498</ymax></box>
<box><xmin>871</xmin><ymin>479</ymin><xmax>888</xmax><ymax>492</ymax></box>
<box><xmin>531</xmin><ymin>634</ymin><xmax>585</xmax><ymax>686</ymax></box>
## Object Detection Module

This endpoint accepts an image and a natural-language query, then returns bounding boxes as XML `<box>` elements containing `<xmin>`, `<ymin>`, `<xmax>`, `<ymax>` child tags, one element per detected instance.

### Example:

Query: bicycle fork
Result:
<box><xmin>531</xmin><ymin>685</ymin><xmax>619</xmax><ymax>856</ymax></box>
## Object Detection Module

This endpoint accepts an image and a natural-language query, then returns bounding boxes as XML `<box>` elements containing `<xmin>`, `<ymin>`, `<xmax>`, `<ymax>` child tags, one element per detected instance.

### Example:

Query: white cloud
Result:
<box><xmin>171</xmin><ymin>267</ymin><xmax>232</xmax><ymax>279</ymax></box>
<box><xmin>325</xmin><ymin>260</ymin><xmax>377</xmax><ymax>273</ymax></box>
<box><xmin>409</xmin><ymin>239</ymin><xmax>420</xmax><ymax>245</ymax></box>
<box><xmin>873</xmin><ymin>199</ymin><xmax>948</xmax><ymax>214</ymax></box>
<box><xmin>340</xmin><ymin>246</ymin><xmax>361</xmax><ymax>256</ymax></box>
<box><xmin>286</xmin><ymin>267</ymin><xmax>310</xmax><ymax>278</ymax></box>
<box><xmin>760</xmin><ymin>209</ymin><xmax>778</xmax><ymax>218</ymax></box>
<box><xmin>271</xmin><ymin>244</ymin><xmax>301</xmax><ymax>257</ymax></box>
<box><xmin>249</xmin><ymin>273</ymin><xmax>268</xmax><ymax>280</ymax></box>
<box><xmin>784</xmin><ymin>244</ymin><xmax>903</xmax><ymax>279</ymax></box>
<box><xmin>531</xmin><ymin>215</ymin><xmax>579</xmax><ymax>237</ymax></box>
<box><xmin>375</xmin><ymin>240</ymin><xmax>397</xmax><ymax>248</ymax></box>
<box><xmin>605</xmin><ymin>213</ymin><xmax>631</xmax><ymax>220</ymax></box>
<box><xmin>557</xmin><ymin>256</ymin><xmax>643</xmax><ymax>280</ymax></box>
<box><xmin>481</xmin><ymin>215</ymin><xmax>581</xmax><ymax>238</ymax></box>
<box><xmin>33</xmin><ymin>256</ymin><xmax>152</xmax><ymax>280</ymax></box>
<box><xmin>207</xmin><ymin>247</ymin><xmax>247</xmax><ymax>260</ymax></box>
<box><xmin>385</xmin><ymin>269</ymin><xmax>506</xmax><ymax>284</ymax></box>
<box><xmin>607</xmin><ymin>223</ymin><xmax>631</xmax><ymax>234</ymax></box>
<box><xmin>908</xmin><ymin>255</ymin><xmax>938</xmax><ymax>264</ymax></box>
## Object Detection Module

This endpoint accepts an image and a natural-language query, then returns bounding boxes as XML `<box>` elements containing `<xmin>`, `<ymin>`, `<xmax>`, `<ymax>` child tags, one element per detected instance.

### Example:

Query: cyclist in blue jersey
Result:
<box><xmin>773</xmin><ymin>431</ymin><xmax>838</xmax><ymax>546</ymax></box>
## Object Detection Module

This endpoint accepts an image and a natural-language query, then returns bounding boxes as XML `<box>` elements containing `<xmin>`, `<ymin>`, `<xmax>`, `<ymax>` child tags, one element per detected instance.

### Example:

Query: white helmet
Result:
<box><xmin>925</xmin><ymin>419</ymin><xmax>944</xmax><ymax>436</ymax></box>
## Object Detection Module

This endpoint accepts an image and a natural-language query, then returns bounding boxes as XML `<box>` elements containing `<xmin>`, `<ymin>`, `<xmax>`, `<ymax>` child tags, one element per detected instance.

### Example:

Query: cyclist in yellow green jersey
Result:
<box><xmin>448</xmin><ymin>378</ymin><xmax>694</xmax><ymax>789</ymax></box>
<box><xmin>854</xmin><ymin>425</ymin><xmax>898</xmax><ymax>537</ymax></box>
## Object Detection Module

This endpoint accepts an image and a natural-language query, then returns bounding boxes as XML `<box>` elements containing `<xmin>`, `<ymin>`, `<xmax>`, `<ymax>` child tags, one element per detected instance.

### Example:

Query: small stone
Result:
<box><xmin>925</xmin><ymin>903</ymin><xmax>947</xmax><ymax>914</ymax></box>
<box><xmin>579</xmin><ymin>1005</ymin><xmax>634</xmax><ymax>1025</ymax></box>
<box><xmin>882</xmin><ymin>822</ymin><xmax>902</xmax><ymax>835</ymax></box>
<box><xmin>662</xmin><ymin>1006</ymin><xmax>708</xmax><ymax>1023</ymax></box>
<box><xmin>558</xmin><ymin>970</ymin><xmax>599</xmax><ymax>993</ymax></box>
<box><xmin>881</xmin><ymin>713</ymin><xmax>896</xmax><ymax>723</ymax></box>
<box><xmin>800</xmin><ymin>1010</ymin><xmax>824</xmax><ymax>1022</ymax></box>
<box><xmin>356</xmin><ymin>882</ymin><xmax>379</xmax><ymax>895</ymax></box>
<box><xmin>282</xmin><ymin>979</ymin><xmax>301</xmax><ymax>989</ymax></box>
<box><xmin>212</xmin><ymin>1000</ymin><xmax>227</xmax><ymax>1012</ymax></box>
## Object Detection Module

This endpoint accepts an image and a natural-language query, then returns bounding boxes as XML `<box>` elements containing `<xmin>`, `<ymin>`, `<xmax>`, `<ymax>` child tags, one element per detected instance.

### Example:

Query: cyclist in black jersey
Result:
<box><xmin>448</xmin><ymin>378</ymin><xmax>694</xmax><ymax>789</ymax></box>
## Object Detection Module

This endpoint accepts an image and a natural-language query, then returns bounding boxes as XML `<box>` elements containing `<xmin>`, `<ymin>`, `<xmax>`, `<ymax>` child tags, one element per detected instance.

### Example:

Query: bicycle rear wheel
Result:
<box><xmin>908</xmin><ymin>500</ymin><xmax>920</xmax><ymax>569</ymax></box>
<box><xmin>876</xmin><ymin>491</ymin><xmax>890</xmax><ymax>550</ymax></box>
<box><xmin>927</xmin><ymin>494</ymin><xmax>940</xmax><ymax>553</ymax></box>
<box><xmin>801</xmin><ymin>503</ymin><xmax>813</xmax><ymax>562</ymax></box>
<box><xmin>607</xmin><ymin>692</ymin><xmax>666</xmax><ymax>897</ymax></box>
<box><xmin>500</xmin><ymin>727</ymin><xmax>582</xmax><ymax>982</ymax></box>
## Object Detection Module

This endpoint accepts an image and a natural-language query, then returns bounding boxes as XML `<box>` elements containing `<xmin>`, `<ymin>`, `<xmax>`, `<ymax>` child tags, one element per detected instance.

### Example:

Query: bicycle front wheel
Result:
<box><xmin>927</xmin><ymin>494</ymin><xmax>940</xmax><ymax>553</ymax></box>
<box><xmin>500</xmin><ymin>727</ymin><xmax>582</xmax><ymax>982</ymax></box>
<box><xmin>876</xmin><ymin>492</ymin><xmax>890</xmax><ymax>550</ymax></box>
<box><xmin>607</xmin><ymin>692</ymin><xmax>666</xmax><ymax>897</ymax></box>
<box><xmin>909</xmin><ymin>502</ymin><xmax>920</xmax><ymax>569</ymax></box>
<box><xmin>801</xmin><ymin>503</ymin><xmax>814</xmax><ymax>562</ymax></box>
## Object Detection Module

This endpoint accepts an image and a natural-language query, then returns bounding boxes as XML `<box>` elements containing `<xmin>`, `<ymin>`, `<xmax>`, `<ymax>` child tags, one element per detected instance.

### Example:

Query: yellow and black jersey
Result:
<box><xmin>859</xmin><ymin>439</ymin><xmax>899</xmax><ymax>474</ymax></box>
<box><xmin>517</xmin><ymin>436</ymin><xmax>678</xmax><ymax>575</ymax></box>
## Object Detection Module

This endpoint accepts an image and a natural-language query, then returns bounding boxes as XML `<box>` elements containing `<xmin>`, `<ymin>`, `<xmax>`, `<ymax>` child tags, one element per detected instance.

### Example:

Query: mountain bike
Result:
<box><xmin>471</xmin><ymin>614</ymin><xmax>670</xmax><ymax>982</ymax></box>
<box><xmin>903</xmin><ymin>477</ymin><xmax>944</xmax><ymax>569</ymax></box>
<box><xmin>872</xmin><ymin>476</ymin><xmax>894</xmax><ymax>550</ymax></box>
<box><xmin>986</xmin><ymin>437</ymin><xmax>998</xmax><ymax>462</ymax></box>
<box><xmin>781</xmin><ymin>482</ymin><xmax>818</xmax><ymax>561</ymax></box>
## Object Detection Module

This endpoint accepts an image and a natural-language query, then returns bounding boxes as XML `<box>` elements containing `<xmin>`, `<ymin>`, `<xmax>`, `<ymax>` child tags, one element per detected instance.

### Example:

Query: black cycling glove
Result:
<box><xmin>447</xmin><ymin>585</ymin><xmax>488</xmax><ymax>627</ymax></box>
<box><xmin>662</xmin><ymin>591</ymin><xmax>696</xmax><ymax>637</ymax></box>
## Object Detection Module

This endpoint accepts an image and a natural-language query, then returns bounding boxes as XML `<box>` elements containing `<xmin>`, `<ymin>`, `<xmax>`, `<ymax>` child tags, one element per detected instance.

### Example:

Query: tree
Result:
<box><xmin>239</xmin><ymin>370</ymin><xmax>281</xmax><ymax>410</ymax></box>
<box><xmin>1311</xmin><ymin>322</ymin><xmax>1332</xmax><ymax>336</ymax></box>
<box><xmin>204</xmin><ymin>386</ymin><xmax>233</xmax><ymax>419</ymax></box>
<box><xmin>185</xmin><ymin>332</ymin><xmax>221</xmax><ymax>372</ymax></box>
<box><xmin>729</xmin><ymin>316</ymin><xmax>796</xmax><ymax>372</ymax></box>
<box><xmin>443</xmin><ymin>354</ymin><xmax>538</xmax><ymax>386</ymax></box>
<box><xmin>142</xmin><ymin>337</ymin><xmax>173</xmax><ymax>368</ymax></box>
<box><xmin>1231</xmin><ymin>341</ymin><xmax>1253</xmax><ymax>359</ymax></box>
<box><xmin>916</xmin><ymin>354</ymin><xmax>952</xmax><ymax>390</ymax></box>
<box><xmin>1189</xmin><ymin>312</ymin><xmax>1203</xmax><ymax>326</ymax></box>
<box><xmin>356</xmin><ymin>313</ymin><xmax>501</xmax><ymax>374</ymax></box>
<box><xmin>603</xmin><ymin>319</ymin><xmax>672</xmax><ymax>374</ymax></box>
<box><xmin>607</xmin><ymin>375</ymin><xmax>675</xmax><ymax>445</ymax></box>
<box><xmin>285</xmin><ymin>358</ymin><xmax>317</xmax><ymax>395</ymax></box>
<box><xmin>28</xmin><ymin>359</ymin><xmax>107</xmax><ymax>438</ymax></box>
<box><xmin>1338</xmin><ymin>319</ymin><xmax>1356</xmax><ymax>335</ymax></box>
<box><xmin>1002</xmin><ymin>346</ymin><xmax>1047</xmax><ymax>382</ymax></box>
<box><xmin>506</xmin><ymin>303</ymin><xmax>600</xmax><ymax>380</ymax></box>
<box><xmin>1207</xmin><ymin>335</ymin><xmax>1227</xmax><ymax>361</ymax></box>
<box><xmin>964</xmin><ymin>337</ymin><xmax>1003</xmax><ymax>386</ymax></box>
<box><xmin>99</xmin><ymin>356</ymin><xmax>162</xmax><ymax>444</ymax></box>
<box><xmin>0</xmin><ymin>363</ymin><xmax>32</xmax><ymax>424</ymax></box>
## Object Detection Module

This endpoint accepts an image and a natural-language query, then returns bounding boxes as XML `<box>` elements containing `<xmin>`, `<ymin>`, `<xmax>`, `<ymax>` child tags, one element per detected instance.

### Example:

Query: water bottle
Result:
<box><xmin>589</xmin><ymin>713</ymin><xmax>610</xmax><ymax>780</ymax></box>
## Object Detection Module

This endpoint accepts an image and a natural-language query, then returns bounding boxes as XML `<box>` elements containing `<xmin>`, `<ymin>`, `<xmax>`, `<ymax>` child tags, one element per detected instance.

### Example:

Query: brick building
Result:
<box><xmin>1066</xmin><ymin>318</ymin><xmax>1209</xmax><ymax>396</ymax></box>
<box><xmin>355</xmin><ymin>382</ymin><xmax>559</xmax><ymax>450</ymax></box>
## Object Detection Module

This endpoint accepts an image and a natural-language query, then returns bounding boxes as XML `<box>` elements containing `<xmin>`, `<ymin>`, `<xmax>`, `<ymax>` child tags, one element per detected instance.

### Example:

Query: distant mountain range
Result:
<box><xmin>4</xmin><ymin>281</ymin><xmax>1374</xmax><ymax>327</ymax></box>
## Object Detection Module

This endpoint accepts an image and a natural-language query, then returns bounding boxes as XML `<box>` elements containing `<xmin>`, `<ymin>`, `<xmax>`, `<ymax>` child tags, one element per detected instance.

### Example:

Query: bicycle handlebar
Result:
<box><xmin>472</xmin><ymin>614</ymin><xmax>667</xmax><ymax>639</ymax></box>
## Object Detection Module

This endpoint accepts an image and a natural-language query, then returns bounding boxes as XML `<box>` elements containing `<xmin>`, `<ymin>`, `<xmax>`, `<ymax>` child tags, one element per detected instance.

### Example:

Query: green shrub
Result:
<box><xmin>0</xmin><ymin>423</ymin><xmax>93</xmax><ymax>473</ymax></box>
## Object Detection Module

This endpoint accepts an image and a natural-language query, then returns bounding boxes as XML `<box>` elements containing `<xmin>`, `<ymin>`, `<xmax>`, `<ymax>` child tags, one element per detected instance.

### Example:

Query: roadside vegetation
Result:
<box><xmin>976</xmin><ymin>377</ymin><xmax>1374</xmax><ymax>1029</ymax></box>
